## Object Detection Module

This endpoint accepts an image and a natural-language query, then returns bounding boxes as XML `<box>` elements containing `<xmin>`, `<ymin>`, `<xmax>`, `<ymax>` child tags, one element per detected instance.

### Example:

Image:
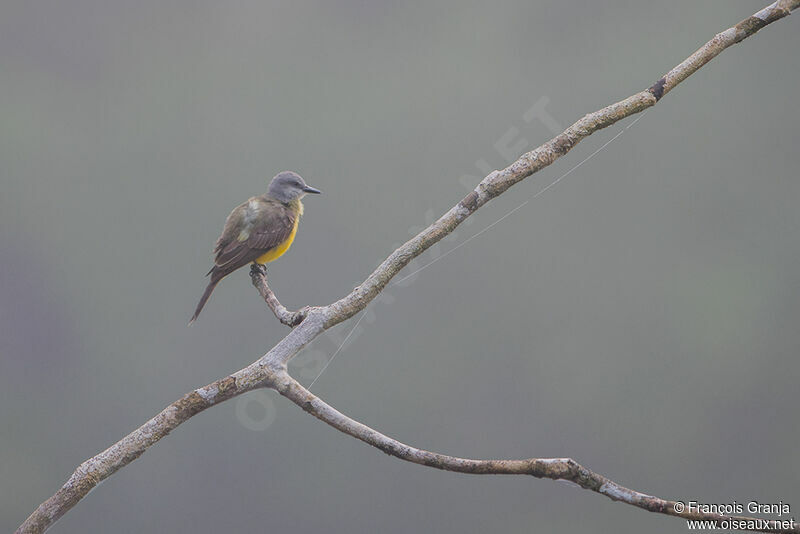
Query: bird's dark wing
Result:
<box><xmin>208</xmin><ymin>199</ymin><xmax>296</xmax><ymax>278</ymax></box>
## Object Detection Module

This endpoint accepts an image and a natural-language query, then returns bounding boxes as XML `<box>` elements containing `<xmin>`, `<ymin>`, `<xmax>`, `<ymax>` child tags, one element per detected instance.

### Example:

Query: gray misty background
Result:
<box><xmin>2</xmin><ymin>2</ymin><xmax>798</xmax><ymax>533</ymax></box>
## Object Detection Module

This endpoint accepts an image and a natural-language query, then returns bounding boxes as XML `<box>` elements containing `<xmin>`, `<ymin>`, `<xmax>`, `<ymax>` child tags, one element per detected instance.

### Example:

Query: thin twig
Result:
<box><xmin>249</xmin><ymin>263</ymin><xmax>309</xmax><ymax>327</ymax></box>
<box><xmin>17</xmin><ymin>2</ymin><xmax>799</xmax><ymax>532</ymax></box>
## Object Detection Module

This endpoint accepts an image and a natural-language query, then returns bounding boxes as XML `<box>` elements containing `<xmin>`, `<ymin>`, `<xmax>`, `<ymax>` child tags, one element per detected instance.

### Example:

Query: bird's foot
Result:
<box><xmin>250</xmin><ymin>262</ymin><xmax>267</xmax><ymax>277</ymax></box>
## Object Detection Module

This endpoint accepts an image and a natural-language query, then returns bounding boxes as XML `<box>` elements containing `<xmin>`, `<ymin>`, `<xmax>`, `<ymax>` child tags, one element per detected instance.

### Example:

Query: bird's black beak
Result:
<box><xmin>303</xmin><ymin>185</ymin><xmax>322</xmax><ymax>194</ymax></box>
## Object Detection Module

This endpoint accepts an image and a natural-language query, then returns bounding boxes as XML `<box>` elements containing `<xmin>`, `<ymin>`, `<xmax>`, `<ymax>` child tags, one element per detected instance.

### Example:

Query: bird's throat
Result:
<box><xmin>290</xmin><ymin>197</ymin><xmax>304</xmax><ymax>217</ymax></box>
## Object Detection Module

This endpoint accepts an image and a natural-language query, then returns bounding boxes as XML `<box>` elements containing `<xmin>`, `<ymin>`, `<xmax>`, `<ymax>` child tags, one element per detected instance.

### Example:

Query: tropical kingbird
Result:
<box><xmin>189</xmin><ymin>171</ymin><xmax>321</xmax><ymax>325</ymax></box>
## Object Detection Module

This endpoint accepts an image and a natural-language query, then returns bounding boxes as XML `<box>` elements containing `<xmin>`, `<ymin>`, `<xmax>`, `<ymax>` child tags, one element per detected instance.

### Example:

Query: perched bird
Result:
<box><xmin>189</xmin><ymin>171</ymin><xmax>321</xmax><ymax>325</ymax></box>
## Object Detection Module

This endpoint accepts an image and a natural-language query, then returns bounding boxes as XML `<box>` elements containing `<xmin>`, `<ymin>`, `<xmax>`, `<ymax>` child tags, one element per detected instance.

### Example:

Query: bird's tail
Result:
<box><xmin>189</xmin><ymin>275</ymin><xmax>222</xmax><ymax>326</ymax></box>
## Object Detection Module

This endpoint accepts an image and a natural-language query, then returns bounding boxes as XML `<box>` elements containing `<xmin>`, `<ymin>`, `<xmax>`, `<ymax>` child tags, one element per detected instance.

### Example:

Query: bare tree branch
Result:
<box><xmin>272</xmin><ymin>371</ymin><xmax>796</xmax><ymax>533</ymax></box>
<box><xmin>17</xmin><ymin>2</ymin><xmax>799</xmax><ymax>533</ymax></box>
<box><xmin>249</xmin><ymin>263</ymin><xmax>309</xmax><ymax>327</ymax></box>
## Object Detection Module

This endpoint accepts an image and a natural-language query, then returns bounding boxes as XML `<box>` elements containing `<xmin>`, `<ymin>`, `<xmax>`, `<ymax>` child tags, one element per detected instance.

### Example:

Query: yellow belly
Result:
<box><xmin>255</xmin><ymin>219</ymin><xmax>298</xmax><ymax>264</ymax></box>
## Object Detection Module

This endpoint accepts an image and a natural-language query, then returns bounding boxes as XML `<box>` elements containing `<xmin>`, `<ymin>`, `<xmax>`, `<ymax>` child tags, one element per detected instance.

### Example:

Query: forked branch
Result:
<box><xmin>17</xmin><ymin>2</ymin><xmax>799</xmax><ymax>533</ymax></box>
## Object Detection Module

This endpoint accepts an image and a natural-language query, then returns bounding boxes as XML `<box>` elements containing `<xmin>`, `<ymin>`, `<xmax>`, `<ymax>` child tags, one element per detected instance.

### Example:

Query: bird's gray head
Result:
<box><xmin>267</xmin><ymin>171</ymin><xmax>321</xmax><ymax>203</ymax></box>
